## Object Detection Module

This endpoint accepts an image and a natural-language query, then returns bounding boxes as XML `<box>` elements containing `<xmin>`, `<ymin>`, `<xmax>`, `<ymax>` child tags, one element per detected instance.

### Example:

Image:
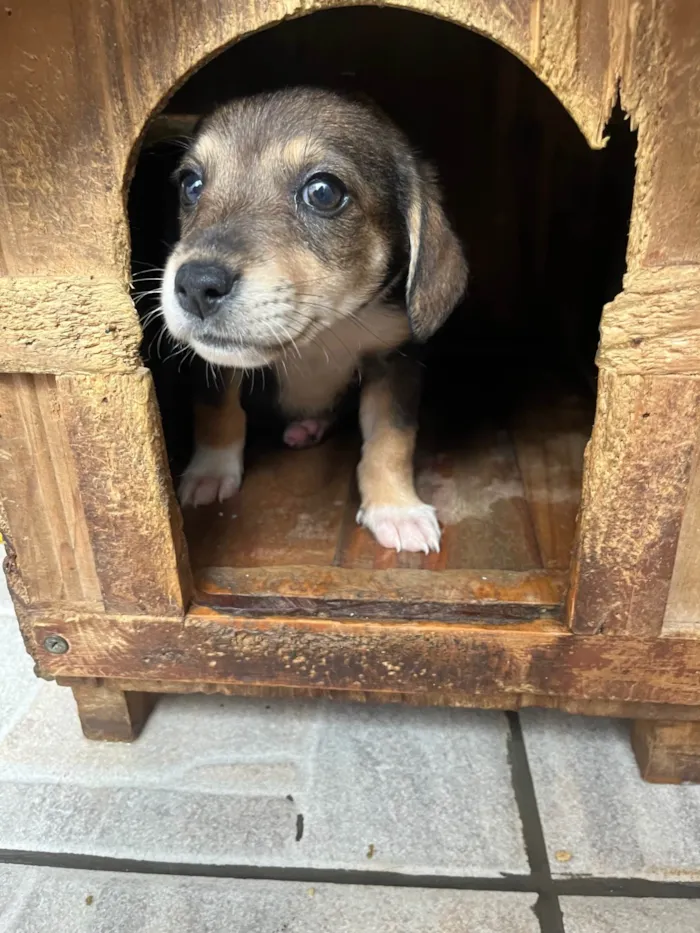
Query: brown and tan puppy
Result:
<box><xmin>160</xmin><ymin>88</ymin><xmax>467</xmax><ymax>553</ymax></box>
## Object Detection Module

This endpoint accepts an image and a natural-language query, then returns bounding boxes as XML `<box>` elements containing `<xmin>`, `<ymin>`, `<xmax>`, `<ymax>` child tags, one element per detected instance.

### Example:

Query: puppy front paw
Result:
<box><xmin>179</xmin><ymin>443</ymin><xmax>244</xmax><ymax>508</ymax></box>
<box><xmin>356</xmin><ymin>503</ymin><xmax>441</xmax><ymax>554</ymax></box>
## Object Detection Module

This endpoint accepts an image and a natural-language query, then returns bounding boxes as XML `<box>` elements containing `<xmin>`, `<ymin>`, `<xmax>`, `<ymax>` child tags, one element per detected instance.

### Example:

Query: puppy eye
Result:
<box><xmin>301</xmin><ymin>173</ymin><xmax>348</xmax><ymax>215</ymax></box>
<box><xmin>179</xmin><ymin>170</ymin><xmax>204</xmax><ymax>206</ymax></box>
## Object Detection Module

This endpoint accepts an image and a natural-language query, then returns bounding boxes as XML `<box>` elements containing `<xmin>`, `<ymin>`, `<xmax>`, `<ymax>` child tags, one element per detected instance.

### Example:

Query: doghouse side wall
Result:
<box><xmin>0</xmin><ymin>371</ymin><xmax>191</xmax><ymax>626</ymax></box>
<box><xmin>566</xmin><ymin>0</ymin><xmax>700</xmax><ymax>636</ymax></box>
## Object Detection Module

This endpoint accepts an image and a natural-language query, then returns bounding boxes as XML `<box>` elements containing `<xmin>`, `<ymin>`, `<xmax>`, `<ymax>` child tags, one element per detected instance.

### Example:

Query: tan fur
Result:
<box><xmin>194</xmin><ymin>372</ymin><xmax>246</xmax><ymax>448</ymax></box>
<box><xmin>357</xmin><ymin>376</ymin><xmax>421</xmax><ymax>510</ymax></box>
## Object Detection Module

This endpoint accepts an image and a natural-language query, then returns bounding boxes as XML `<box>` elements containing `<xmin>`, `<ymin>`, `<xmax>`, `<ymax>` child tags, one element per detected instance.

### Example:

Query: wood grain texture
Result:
<box><xmin>665</xmin><ymin>419</ymin><xmax>700</xmax><ymax>630</ymax></box>
<box><xmin>197</xmin><ymin>566</ymin><xmax>565</xmax><ymax>622</ymax></box>
<box><xmin>512</xmin><ymin>396</ymin><xmax>590</xmax><ymax>571</ymax></box>
<box><xmin>184</xmin><ymin>435</ymin><xmax>357</xmax><ymax>569</ymax></box>
<box><xmin>0</xmin><ymin>277</ymin><xmax>141</xmax><ymax>374</ymax></box>
<box><xmin>184</xmin><ymin>395</ymin><xmax>586</xmax><ymax>582</ymax></box>
<box><xmin>597</xmin><ymin>267</ymin><xmax>700</xmax><ymax>375</ymax></box>
<box><xmin>0</xmin><ymin>374</ymin><xmax>103</xmax><ymax>611</ymax></box>
<box><xmin>621</xmin><ymin>0</ymin><xmax>700</xmax><ymax>272</ymax></box>
<box><xmin>56</xmin><ymin>675</ymin><xmax>700</xmax><ymax>723</ymax></box>
<box><xmin>71</xmin><ymin>683</ymin><xmax>154</xmax><ymax>741</ymax></box>
<box><xmin>632</xmin><ymin>719</ymin><xmax>700</xmax><ymax>784</ymax></box>
<box><xmin>29</xmin><ymin>612</ymin><xmax>700</xmax><ymax>707</ymax></box>
<box><xmin>56</xmin><ymin>369</ymin><xmax>191</xmax><ymax>616</ymax></box>
<box><xmin>569</xmin><ymin>372</ymin><xmax>700</xmax><ymax>636</ymax></box>
<box><xmin>337</xmin><ymin>427</ymin><xmax>542</xmax><ymax>572</ymax></box>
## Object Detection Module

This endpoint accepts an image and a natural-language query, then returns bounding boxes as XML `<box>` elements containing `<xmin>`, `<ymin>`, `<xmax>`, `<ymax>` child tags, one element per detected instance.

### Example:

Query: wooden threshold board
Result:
<box><xmin>183</xmin><ymin>384</ymin><xmax>592</xmax><ymax>622</ymax></box>
<box><xmin>197</xmin><ymin>566</ymin><xmax>567</xmax><ymax>623</ymax></box>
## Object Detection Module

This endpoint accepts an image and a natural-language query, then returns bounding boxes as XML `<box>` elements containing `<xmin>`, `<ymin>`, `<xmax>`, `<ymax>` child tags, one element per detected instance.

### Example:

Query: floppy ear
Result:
<box><xmin>403</xmin><ymin>162</ymin><xmax>468</xmax><ymax>342</ymax></box>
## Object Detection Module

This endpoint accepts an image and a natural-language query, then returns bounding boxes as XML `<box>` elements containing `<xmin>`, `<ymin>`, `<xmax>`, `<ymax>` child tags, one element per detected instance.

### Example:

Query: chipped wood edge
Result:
<box><xmin>0</xmin><ymin>277</ymin><xmax>142</xmax><ymax>374</ymax></box>
<box><xmin>597</xmin><ymin>267</ymin><xmax>700</xmax><ymax>375</ymax></box>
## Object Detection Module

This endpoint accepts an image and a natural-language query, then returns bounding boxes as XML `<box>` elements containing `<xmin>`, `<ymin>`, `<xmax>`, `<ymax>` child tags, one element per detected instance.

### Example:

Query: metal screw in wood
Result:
<box><xmin>43</xmin><ymin>635</ymin><xmax>69</xmax><ymax>655</ymax></box>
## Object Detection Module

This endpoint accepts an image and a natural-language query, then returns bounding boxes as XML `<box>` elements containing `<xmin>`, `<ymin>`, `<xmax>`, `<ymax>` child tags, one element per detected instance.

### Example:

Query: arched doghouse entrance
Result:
<box><xmin>129</xmin><ymin>6</ymin><xmax>635</xmax><ymax>613</ymax></box>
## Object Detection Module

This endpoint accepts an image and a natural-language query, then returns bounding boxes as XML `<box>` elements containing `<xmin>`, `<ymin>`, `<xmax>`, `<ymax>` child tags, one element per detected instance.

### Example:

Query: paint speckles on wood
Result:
<box><xmin>56</xmin><ymin>369</ymin><xmax>191</xmax><ymax>616</ymax></box>
<box><xmin>30</xmin><ymin>612</ymin><xmax>700</xmax><ymax>707</ymax></box>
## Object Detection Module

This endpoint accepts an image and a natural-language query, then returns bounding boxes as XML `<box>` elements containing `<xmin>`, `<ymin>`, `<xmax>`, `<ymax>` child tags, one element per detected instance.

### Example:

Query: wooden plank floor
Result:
<box><xmin>184</xmin><ymin>374</ymin><xmax>593</xmax><ymax>618</ymax></box>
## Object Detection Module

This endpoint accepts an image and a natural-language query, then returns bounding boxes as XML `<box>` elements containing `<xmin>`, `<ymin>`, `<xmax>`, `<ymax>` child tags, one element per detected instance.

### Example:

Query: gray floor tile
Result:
<box><xmin>521</xmin><ymin>711</ymin><xmax>700</xmax><ymax>880</ymax></box>
<box><xmin>0</xmin><ymin>615</ymin><xmax>41</xmax><ymax>748</ymax></box>
<box><xmin>561</xmin><ymin>896</ymin><xmax>700</xmax><ymax>932</ymax></box>
<box><xmin>0</xmin><ymin>865</ymin><xmax>540</xmax><ymax>933</ymax></box>
<box><xmin>0</xmin><ymin>615</ymin><xmax>526</xmax><ymax>875</ymax></box>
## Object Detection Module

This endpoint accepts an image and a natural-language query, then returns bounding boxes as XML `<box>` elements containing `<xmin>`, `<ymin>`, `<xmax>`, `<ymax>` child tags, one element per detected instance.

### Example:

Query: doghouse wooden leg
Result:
<box><xmin>71</xmin><ymin>684</ymin><xmax>155</xmax><ymax>742</ymax></box>
<box><xmin>632</xmin><ymin>719</ymin><xmax>700</xmax><ymax>784</ymax></box>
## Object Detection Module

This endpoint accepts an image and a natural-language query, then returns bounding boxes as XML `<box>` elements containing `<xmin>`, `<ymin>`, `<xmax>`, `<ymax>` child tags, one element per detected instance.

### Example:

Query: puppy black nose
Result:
<box><xmin>174</xmin><ymin>262</ymin><xmax>239</xmax><ymax>319</ymax></box>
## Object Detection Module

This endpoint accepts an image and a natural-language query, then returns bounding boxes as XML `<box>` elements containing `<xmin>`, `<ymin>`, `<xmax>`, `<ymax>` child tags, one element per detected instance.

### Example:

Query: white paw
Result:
<box><xmin>179</xmin><ymin>443</ymin><xmax>244</xmax><ymax>508</ymax></box>
<box><xmin>356</xmin><ymin>503</ymin><xmax>441</xmax><ymax>554</ymax></box>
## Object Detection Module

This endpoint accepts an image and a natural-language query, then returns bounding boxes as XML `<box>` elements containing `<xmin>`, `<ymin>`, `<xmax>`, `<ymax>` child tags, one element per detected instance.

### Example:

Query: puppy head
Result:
<box><xmin>160</xmin><ymin>88</ymin><xmax>467</xmax><ymax>368</ymax></box>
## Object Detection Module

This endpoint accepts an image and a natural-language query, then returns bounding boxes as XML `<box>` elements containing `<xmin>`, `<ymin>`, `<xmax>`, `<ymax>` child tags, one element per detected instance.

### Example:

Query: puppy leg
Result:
<box><xmin>179</xmin><ymin>371</ymin><xmax>246</xmax><ymax>507</ymax></box>
<box><xmin>356</xmin><ymin>357</ymin><xmax>439</xmax><ymax>553</ymax></box>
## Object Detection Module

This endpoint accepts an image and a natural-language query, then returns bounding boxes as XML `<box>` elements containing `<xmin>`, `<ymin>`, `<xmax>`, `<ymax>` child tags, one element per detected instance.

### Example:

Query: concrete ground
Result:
<box><xmin>1</xmin><ymin>569</ymin><xmax>699</xmax><ymax>932</ymax></box>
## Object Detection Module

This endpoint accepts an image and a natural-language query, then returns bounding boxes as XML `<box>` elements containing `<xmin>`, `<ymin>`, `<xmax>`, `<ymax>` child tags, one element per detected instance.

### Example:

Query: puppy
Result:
<box><xmin>160</xmin><ymin>88</ymin><xmax>467</xmax><ymax>553</ymax></box>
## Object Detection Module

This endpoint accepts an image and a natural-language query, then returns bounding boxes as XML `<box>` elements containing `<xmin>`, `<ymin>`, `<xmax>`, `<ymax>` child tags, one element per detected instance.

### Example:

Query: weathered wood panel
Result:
<box><xmin>665</xmin><ymin>422</ymin><xmax>700</xmax><ymax>631</ymax></box>
<box><xmin>512</xmin><ymin>397</ymin><xmax>590</xmax><ymax>571</ymax></box>
<box><xmin>341</xmin><ymin>426</ymin><xmax>542</xmax><ymax>572</ymax></box>
<box><xmin>0</xmin><ymin>374</ymin><xmax>103</xmax><ymax>611</ymax></box>
<box><xmin>56</xmin><ymin>675</ymin><xmax>700</xmax><ymax>723</ymax></box>
<box><xmin>0</xmin><ymin>277</ymin><xmax>141</xmax><ymax>374</ymax></box>
<box><xmin>184</xmin><ymin>435</ymin><xmax>357</xmax><ymax>569</ymax></box>
<box><xmin>185</xmin><ymin>394</ymin><xmax>585</xmax><ymax>578</ymax></box>
<box><xmin>597</xmin><ymin>267</ymin><xmax>700</xmax><ymax>375</ymax></box>
<box><xmin>196</xmin><ymin>566</ymin><xmax>565</xmax><ymax>622</ymax></box>
<box><xmin>56</xmin><ymin>369</ymin><xmax>191</xmax><ymax>615</ymax></box>
<box><xmin>29</xmin><ymin>612</ymin><xmax>700</xmax><ymax>707</ymax></box>
<box><xmin>569</xmin><ymin>373</ymin><xmax>700</xmax><ymax>636</ymax></box>
<box><xmin>623</xmin><ymin>0</ymin><xmax>700</xmax><ymax>272</ymax></box>
<box><xmin>632</xmin><ymin>720</ymin><xmax>700</xmax><ymax>784</ymax></box>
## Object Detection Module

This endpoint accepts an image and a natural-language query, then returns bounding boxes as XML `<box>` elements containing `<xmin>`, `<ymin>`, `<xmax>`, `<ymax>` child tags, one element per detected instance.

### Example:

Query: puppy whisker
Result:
<box><xmin>131</xmin><ymin>261</ymin><xmax>166</xmax><ymax>273</ymax></box>
<box><xmin>139</xmin><ymin>306</ymin><xmax>165</xmax><ymax>327</ymax></box>
<box><xmin>133</xmin><ymin>289</ymin><xmax>164</xmax><ymax>306</ymax></box>
<box><xmin>292</xmin><ymin>301</ymin><xmax>400</xmax><ymax>351</ymax></box>
<box><xmin>177</xmin><ymin>346</ymin><xmax>198</xmax><ymax>373</ymax></box>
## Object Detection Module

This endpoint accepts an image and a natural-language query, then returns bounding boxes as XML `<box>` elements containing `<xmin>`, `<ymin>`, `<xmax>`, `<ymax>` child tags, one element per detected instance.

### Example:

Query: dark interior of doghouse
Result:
<box><xmin>129</xmin><ymin>7</ymin><xmax>635</xmax><ymax>620</ymax></box>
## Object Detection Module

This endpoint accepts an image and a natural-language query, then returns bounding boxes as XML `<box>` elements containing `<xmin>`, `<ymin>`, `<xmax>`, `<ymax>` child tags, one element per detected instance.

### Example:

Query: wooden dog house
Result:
<box><xmin>1</xmin><ymin>0</ymin><xmax>700</xmax><ymax>784</ymax></box>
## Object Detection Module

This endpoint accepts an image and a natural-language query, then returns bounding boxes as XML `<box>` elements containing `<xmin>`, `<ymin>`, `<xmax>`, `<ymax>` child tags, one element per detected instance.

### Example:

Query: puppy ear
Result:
<box><xmin>403</xmin><ymin>162</ymin><xmax>468</xmax><ymax>341</ymax></box>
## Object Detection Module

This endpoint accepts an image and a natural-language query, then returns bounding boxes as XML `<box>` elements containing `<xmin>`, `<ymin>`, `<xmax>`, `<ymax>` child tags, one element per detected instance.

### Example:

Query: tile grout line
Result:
<box><xmin>0</xmin><ymin>849</ymin><xmax>537</xmax><ymax>890</ymax></box>
<box><xmin>506</xmin><ymin>711</ymin><xmax>566</xmax><ymax>933</ymax></box>
<box><xmin>0</xmin><ymin>849</ymin><xmax>699</xmax><ymax>899</ymax></box>
<box><xmin>553</xmin><ymin>877</ymin><xmax>700</xmax><ymax>899</ymax></box>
